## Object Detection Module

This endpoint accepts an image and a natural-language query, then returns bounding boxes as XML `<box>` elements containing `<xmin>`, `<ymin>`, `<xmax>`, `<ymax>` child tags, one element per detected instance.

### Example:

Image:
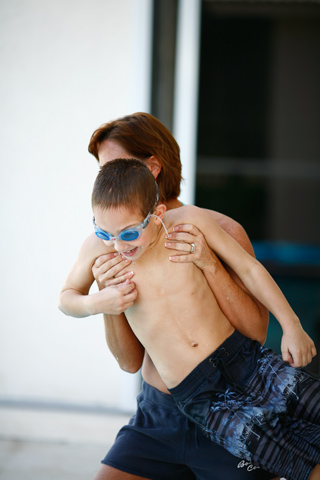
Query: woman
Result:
<box><xmin>87</xmin><ymin>112</ymin><xmax>278</xmax><ymax>480</ymax></box>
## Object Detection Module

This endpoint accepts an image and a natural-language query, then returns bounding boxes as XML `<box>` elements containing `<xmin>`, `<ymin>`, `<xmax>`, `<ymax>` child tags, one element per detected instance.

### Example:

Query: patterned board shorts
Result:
<box><xmin>169</xmin><ymin>330</ymin><xmax>320</xmax><ymax>480</ymax></box>
<box><xmin>102</xmin><ymin>381</ymin><xmax>275</xmax><ymax>480</ymax></box>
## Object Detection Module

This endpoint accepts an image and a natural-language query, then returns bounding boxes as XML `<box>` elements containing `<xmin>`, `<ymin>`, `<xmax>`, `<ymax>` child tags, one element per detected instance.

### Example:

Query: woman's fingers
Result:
<box><xmin>165</xmin><ymin>239</ymin><xmax>194</xmax><ymax>253</ymax></box>
<box><xmin>173</xmin><ymin>224</ymin><xmax>201</xmax><ymax>234</ymax></box>
<box><xmin>165</xmin><ymin>226</ymin><xmax>200</xmax><ymax>254</ymax></box>
<box><xmin>165</xmin><ymin>223</ymin><xmax>217</xmax><ymax>270</ymax></box>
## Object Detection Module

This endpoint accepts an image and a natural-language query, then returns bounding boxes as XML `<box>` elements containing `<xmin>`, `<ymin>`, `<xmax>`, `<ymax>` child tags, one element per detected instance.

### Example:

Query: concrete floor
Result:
<box><xmin>0</xmin><ymin>406</ymin><xmax>131</xmax><ymax>480</ymax></box>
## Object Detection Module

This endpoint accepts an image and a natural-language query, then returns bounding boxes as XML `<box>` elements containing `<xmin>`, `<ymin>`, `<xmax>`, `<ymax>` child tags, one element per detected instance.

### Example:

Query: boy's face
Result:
<box><xmin>93</xmin><ymin>205</ymin><xmax>156</xmax><ymax>260</ymax></box>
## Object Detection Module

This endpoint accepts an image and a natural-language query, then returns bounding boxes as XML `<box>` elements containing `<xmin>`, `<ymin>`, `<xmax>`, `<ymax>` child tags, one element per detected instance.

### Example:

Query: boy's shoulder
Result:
<box><xmin>167</xmin><ymin>205</ymin><xmax>253</xmax><ymax>256</ymax></box>
<box><xmin>163</xmin><ymin>205</ymin><xmax>201</xmax><ymax>228</ymax></box>
<box><xmin>166</xmin><ymin>204</ymin><xmax>239</xmax><ymax>231</ymax></box>
<box><xmin>163</xmin><ymin>205</ymin><xmax>253</xmax><ymax>253</ymax></box>
<box><xmin>78</xmin><ymin>232</ymin><xmax>115</xmax><ymax>266</ymax></box>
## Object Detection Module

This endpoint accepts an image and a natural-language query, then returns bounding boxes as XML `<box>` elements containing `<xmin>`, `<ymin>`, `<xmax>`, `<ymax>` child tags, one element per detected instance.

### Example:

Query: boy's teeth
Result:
<box><xmin>124</xmin><ymin>247</ymin><xmax>136</xmax><ymax>254</ymax></box>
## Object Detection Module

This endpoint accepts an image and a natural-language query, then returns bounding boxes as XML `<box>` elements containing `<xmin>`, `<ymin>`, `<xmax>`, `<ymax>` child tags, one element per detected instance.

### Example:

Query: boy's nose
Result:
<box><xmin>113</xmin><ymin>239</ymin><xmax>129</xmax><ymax>252</ymax></box>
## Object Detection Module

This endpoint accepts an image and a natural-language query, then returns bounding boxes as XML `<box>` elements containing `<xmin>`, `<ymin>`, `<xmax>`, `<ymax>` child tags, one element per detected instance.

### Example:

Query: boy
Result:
<box><xmin>59</xmin><ymin>159</ymin><xmax>320</xmax><ymax>480</ymax></box>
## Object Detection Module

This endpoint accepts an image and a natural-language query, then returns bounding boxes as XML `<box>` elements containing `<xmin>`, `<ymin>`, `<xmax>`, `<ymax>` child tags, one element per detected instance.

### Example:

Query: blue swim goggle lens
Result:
<box><xmin>93</xmin><ymin>210</ymin><xmax>153</xmax><ymax>242</ymax></box>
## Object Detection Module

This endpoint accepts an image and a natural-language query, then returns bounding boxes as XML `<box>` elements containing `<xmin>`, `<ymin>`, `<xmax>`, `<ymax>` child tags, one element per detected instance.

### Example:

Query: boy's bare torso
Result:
<box><xmin>91</xmin><ymin>209</ymin><xmax>234</xmax><ymax>389</ymax></box>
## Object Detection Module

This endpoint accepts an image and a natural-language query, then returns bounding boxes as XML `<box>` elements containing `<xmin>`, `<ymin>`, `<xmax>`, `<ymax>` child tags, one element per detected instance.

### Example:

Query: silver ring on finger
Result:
<box><xmin>190</xmin><ymin>243</ymin><xmax>195</xmax><ymax>253</ymax></box>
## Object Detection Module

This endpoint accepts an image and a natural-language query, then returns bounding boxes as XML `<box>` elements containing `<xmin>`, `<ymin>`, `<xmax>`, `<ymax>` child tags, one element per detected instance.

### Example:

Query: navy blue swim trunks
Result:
<box><xmin>168</xmin><ymin>330</ymin><xmax>320</xmax><ymax>480</ymax></box>
<box><xmin>102</xmin><ymin>380</ymin><xmax>275</xmax><ymax>480</ymax></box>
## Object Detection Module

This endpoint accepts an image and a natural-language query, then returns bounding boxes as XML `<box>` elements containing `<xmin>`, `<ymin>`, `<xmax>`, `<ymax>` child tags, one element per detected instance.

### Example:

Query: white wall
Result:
<box><xmin>0</xmin><ymin>0</ymin><xmax>152</xmax><ymax>410</ymax></box>
<box><xmin>173</xmin><ymin>0</ymin><xmax>201</xmax><ymax>205</ymax></box>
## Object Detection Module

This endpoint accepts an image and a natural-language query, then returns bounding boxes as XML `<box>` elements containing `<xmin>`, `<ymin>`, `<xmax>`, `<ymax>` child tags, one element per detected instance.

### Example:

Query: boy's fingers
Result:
<box><xmin>123</xmin><ymin>289</ymin><xmax>138</xmax><ymax>309</ymax></box>
<box><xmin>115</xmin><ymin>271</ymin><xmax>135</xmax><ymax>282</ymax></box>
<box><xmin>100</xmin><ymin>271</ymin><xmax>134</xmax><ymax>287</ymax></box>
<box><xmin>93</xmin><ymin>257</ymin><xmax>132</xmax><ymax>286</ymax></box>
<box><xmin>94</xmin><ymin>255</ymin><xmax>128</xmax><ymax>274</ymax></box>
<box><xmin>118</xmin><ymin>279</ymin><xmax>136</xmax><ymax>293</ymax></box>
<box><xmin>99</xmin><ymin>277</ymin><xmax>119</xmax><ymax>287</ymax></box>
<box><xmin>107</xmin><ymin>261</ymin><xmax>129</xmax><ymax>278</ymax></box>
<box><xmin>281</xmin><ymin>349</ymin><xmax>293</xmax><ymax>365</ymax></box>
<box><xmin>94</xmin><ymin>253</ymin><xmax>118</xmax><ymax>268</ymax></box>
<box><xmin>306</xmin><ymin>345</ymin><xmax>317</xmax><ymax>365</ymax></box>
<box><xmin>125</xmin><ymin>289</ymin><xmax>138</xmax><ymax>301</ymax></box>
<box><xmin>113</xmin><ymin>260</ymin><xmax>132</xmax><ymax>277</ymax></box>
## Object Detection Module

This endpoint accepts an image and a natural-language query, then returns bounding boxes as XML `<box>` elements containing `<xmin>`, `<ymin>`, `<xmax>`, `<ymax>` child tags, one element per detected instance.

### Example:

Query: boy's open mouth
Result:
<box><xmin>122</xmin><ymin>247</ymin><xmax>138</xmax><ymax>257</ymax></box>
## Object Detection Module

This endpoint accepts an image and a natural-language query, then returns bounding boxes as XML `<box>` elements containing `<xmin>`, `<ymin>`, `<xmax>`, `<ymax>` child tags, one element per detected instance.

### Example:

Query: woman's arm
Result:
<box><xmin>165</xmin><ymin>219</ymin><xmax>269</xmax><ymax>344</ymax></box>
<box><xmin>103</xmin><ymin>313</ymin><xmax>144</xmax><ymax>373</ymax></box>
<box><xmin>92</xmin><ymin>253</ymin><xmax>144</xmax><ymax>373</ymax></box>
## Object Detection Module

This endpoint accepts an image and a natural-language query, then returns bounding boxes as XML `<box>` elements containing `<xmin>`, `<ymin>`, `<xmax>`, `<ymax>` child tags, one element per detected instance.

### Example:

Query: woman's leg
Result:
<box><xmin>309</xmin><ymin>465</ymin><xmax>320</xmax><ymax>480</ymax></box>
<box><xmin>94</xmin><ymin>464</ymin><xmax>151</xmax><ymax>480</ymax></box>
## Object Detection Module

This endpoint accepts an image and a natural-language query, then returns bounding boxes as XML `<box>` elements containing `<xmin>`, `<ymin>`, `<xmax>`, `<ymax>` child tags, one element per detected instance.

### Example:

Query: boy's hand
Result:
<box><xmin>165</xmin><ymin>224</ymin><xmax>218</xmax><ymax>271</ymax></box>
<box><xmin>281</xmin><ymin>323</ymin><xmax>317</xmax><ymax>367</ymax></box>
<box><xmin>87</xmin><ymin>279</ymin><xmax>138</xmax><ymax>315</ymax></box>
<box><xmin>93</xmin><ymin>253</ymin><xmax>134</xmax><ymax>288</ymax></box>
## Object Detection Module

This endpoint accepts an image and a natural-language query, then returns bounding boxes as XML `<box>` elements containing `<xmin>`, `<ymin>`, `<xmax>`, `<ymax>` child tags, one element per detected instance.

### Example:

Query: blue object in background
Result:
<box><xmin>253</xmin><ymin>242</ymin><xmax>320</xmax><ymax>375</ymax></box>
<box><xmin>253</xmin><ymin>241</ymin><xmax>320</xmax><ymax>266</ymax></box>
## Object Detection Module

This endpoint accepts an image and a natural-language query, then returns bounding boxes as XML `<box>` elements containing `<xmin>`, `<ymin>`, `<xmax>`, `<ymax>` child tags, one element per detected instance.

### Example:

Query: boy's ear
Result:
<box><xmin>154</xmin><ymin>203</ymin><xmax>166</xmax><ymax>220</ymax></box>
<box><xmin>146</xmin><ymin>156</ymin><xmax>161</xmax><ymax>179</ymax></box>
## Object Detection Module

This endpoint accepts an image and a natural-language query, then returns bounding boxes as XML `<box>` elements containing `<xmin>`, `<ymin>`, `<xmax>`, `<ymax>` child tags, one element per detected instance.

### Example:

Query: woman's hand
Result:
<box><xmin>92</xmin><ymin>253</ymin><xmax>134</xmax><ymax>288</ymax></box>
<box><xmin>165</xmin><ymin>224</ymin><xmax>218</xmax><ymax>271</ymax></box>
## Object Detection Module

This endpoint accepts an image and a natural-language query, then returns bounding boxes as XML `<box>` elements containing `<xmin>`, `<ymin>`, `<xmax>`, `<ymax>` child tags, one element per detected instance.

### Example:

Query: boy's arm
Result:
<box><xmin>59</xmin><ymin>234</ymin><xmax>142</xmax><ymax>373</ymax></box>
<box><xmin>176</xmin><ymin>206</ymin><xmax>316</xmax><ymax>367</ymax></box>
<box><xmin>58</xmin><ymin>234</ymin><xmax>137</xmax><ymax>317</ymax></box>
<box><xmin>204</xmin><ymin>226</ymin><xmax>268</xmax><ymax>344</ymax></box>
<box><xmin>167</xmin><ymin>219</ymin><xmax>268</xmax><ymax>344</ymax></box>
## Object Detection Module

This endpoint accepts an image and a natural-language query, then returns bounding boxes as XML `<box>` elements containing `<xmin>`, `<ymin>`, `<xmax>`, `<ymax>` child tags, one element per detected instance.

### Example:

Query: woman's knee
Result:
<box><xmin>93</xmin><ymin>464</ymin><xmax>150</xmax><ymax>480</ymax></box>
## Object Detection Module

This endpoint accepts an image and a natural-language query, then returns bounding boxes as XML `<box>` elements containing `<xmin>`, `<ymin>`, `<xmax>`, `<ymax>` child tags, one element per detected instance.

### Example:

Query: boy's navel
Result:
<box><xmin>191</xmin><ymin>342</ymin><xmax>199</xmax><ymax>348</ymax></box>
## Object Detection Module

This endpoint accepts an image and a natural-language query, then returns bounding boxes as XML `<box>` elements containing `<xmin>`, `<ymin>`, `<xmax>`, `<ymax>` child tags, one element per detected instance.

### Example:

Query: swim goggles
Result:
<box><xmin>93</xmin><ymin>209</ymin><xmax>153</xmax><ymax>242</ymax></box>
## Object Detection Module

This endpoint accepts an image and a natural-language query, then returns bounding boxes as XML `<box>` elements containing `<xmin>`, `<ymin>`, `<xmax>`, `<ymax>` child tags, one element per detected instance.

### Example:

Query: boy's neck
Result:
<box><xmin>148</xmin><ymin>221</ymin><xmax>165</xmax><ymax>252</ymax></box>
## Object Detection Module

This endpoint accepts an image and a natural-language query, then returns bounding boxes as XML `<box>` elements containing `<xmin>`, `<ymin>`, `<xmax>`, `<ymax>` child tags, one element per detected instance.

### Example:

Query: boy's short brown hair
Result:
<box><xmin>92</xmin><ymin>158</ymin><xmax>158</xmax><ymax>218</ymax></box>
<box><xmin>88</xmin><ymin>112</ymin><xmax>182</xmax><ymax>203</ymax></box>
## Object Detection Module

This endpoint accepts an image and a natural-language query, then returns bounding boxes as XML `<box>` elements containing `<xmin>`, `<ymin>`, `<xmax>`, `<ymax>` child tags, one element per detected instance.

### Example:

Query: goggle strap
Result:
<box><xmin>151</xmin><ymin>214</ymin><xmax>169</xmax><ymax>237</ymax></box>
